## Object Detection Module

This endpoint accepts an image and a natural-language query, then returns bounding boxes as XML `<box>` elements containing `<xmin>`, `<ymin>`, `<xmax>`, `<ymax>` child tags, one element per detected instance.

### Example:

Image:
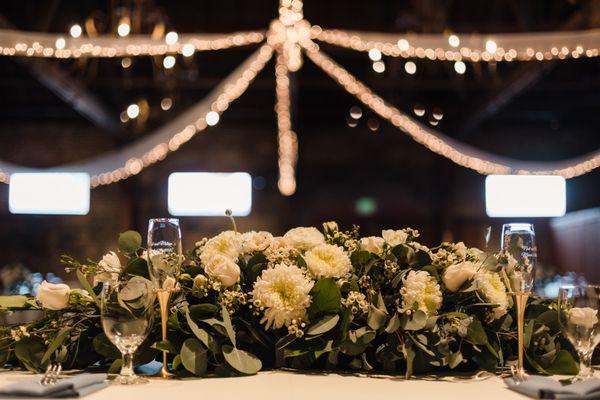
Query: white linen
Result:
<box><xmin>0</xmin><ymin>371</ymin><xmax>527</xmax><ymax>400</ymax></box>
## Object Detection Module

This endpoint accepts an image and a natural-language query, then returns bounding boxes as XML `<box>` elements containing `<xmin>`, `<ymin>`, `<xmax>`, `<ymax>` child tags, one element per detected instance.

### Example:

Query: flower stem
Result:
<box><xmin>225</xmin><ymin>209</ymin><xmax>237</xmax><ymax>232</ymax></box>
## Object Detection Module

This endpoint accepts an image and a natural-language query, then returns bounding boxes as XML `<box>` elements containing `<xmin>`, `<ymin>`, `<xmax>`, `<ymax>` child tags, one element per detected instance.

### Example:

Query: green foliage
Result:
<box><xmin>118</xmin><ymin>231</ymin><xmax>142</xmax><ymax>254</ymax></box>
<box><xmin>0</xmin><ymin>225</ymin><xmax>583</xmax><ymax>381</ymax></box>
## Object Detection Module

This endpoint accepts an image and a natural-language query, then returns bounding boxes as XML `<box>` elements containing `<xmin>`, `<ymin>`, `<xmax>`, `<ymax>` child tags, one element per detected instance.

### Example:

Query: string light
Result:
<box><xmin>404</xmin><ymin>61</ymin><xmax>416</xmax><ymax>74</ymax></box>
<box><xmin>448</xmin><ymin>34</ymin><xmax>460</xmax><ymax>48</ymax></box>
<box><xmin>454</xmin><ymin>60</ymin><xmax>466</xmax><ymax>74</ymax></box>
<box><xmin>161</xmin><ymin>97</ymin><xmax>173</xmax><ymax>110</ymax></box>
<box><xmin>182</xmin><ymin>43</ymin><xmax>195</xmax><ymax>57</ymax></box>
<box><xmin>69</xmin><ymin>24</ymin><xmax>82</xmax><ymax>38</ymax></box>
<box><xmin>302</xmin><ymin>42</ymin><xmax>600</xmax><ymax>179</ymax></box>
<box><xmin>126</xmin><ymin>103</ymin><xmax>140</xmax><ymax>119</ymax></box>
<box><xmin>312</xmin><ymin>28</ymin><xmax>600</xmax><ymax>62</ymax></box>
<box><xmin>368</xmin><ymin>48</ymin><xmax>382</xmax><ymax>61</ymax></box>
<box><xmin>485</xmin><ymin>39</ymin><xmax>497</xmax><ymax>54</ymax></box>
<box><xmin>117</xmin><ymin>18</ymin><xmax>131</xmax><ymax>37</ymax></box>
<box><xmin>165</xmin><ymin>31</ymin><xmax>179</xmax><ymax>45</ymax></box>
<box><xmin>413</xmin><ymin>104</ymin><xmax>425</xmax><ymax>117</ymax></box>
<box><xmin>55</xmin><ymin>38</ymin><xmax>66</xmax><ymax>50</ymax></box>
<box><xmin>372</xmin><ymin>60</ymin><xmax>385</xmax><ymax>73</ymax></box>
<box><xmin>349</xmin><ymin>106</ymin><xmax>362</xmax><ymax>119</ymax></box>
<box><xmin>0</xmin><ymin>30</ymin><xmax>265</xmax><ymax>58</ymax></box>
<box><xmin>163</xmin><ymin>55</ymin><xmax>176</xmax><ymax>69</ymax></box>
<box><xmin>121</xmin><ymin>57</ymin><xmax>132</xmax><ymax>68</ymax></box>
<box><xmin>274</xmin><ymin>52</ymin><xmax>298</xmax><ymax>196</ymax></box>
<box><xmin>205</xmin><ymin>111</ymin><xmax>220</xmax><ymax>126</ymax></box>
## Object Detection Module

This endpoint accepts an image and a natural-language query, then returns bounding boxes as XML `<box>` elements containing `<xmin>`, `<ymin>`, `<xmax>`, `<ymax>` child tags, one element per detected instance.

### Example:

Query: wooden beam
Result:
<box><xmin>0</xmin><ymin>15</ymin><xmax>121</xmax><ymax>134</ymax></box>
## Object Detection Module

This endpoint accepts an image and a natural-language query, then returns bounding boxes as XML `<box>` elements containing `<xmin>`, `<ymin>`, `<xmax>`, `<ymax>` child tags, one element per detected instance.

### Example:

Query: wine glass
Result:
<box><xmin>558</xmin><ymin>286</ymin><xmax>600</xmax><ymax>380</ymax></box>
<box><xmin>101</xmin><ymin>277</ymin><xmax>155</xmax><ymax>385</ymax></box>
<box><xmin>501</xmin><ymin>223</ymin><xmax>537</xmax><ymax>293</ymax></box>
<box><xmin>501</xmin><ymin>222</ymin><xmax>537</xmax><ymax>379</ymax></box>
<box><xmin>147</xmin><ymin>218</ymin><xmax>182</xmax><ymax>378</ymax></box>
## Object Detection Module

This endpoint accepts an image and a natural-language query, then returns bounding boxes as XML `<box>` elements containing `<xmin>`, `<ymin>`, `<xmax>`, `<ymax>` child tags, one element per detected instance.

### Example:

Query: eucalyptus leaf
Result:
<box><xmin>76</xmin><ymin>270</ymin><xmax>100</xmax><ymax>307</ymax></box>
<box><xmin>118</xmin><ymin>231</ymin><xmax>142</xmax><ymax>254</ymax></box>
<box><xmin>92</xmin><ymin>333</ymin><xmax>120</xmax><ymax>359</ymax></box>
<box><xmin>307</xmin><ymin>314</ymin><xmax>340</xmax><ymax>336</ymax></box>
<box><xmin>385</xmin><ymin>313</ymin><xmax>401</xmax><ymax>333</ymax></box>
<box><xmin>466</xmin><ymin>319</ymin><xmax>488</xmax><ymax>345</ymax></box>
<box><xmin>367</xmin><ymin>305</ymin><xmax>387</xmax><ymax>330</ymax></box>
<box><xmin>180</xmin><ymin>338</ymin><xmax>208</xmax><ymax>376</ymax></box>
<box><xmin>222</xmin><ymin>345</ymin><xmax>262</xmax><ymax>375</ymax></box>
<box><xmin>0</xmin><ymin>295</ymin><xmax>31</xmax><ymax>309</ymax></box>
<box><xmin>185</xmin><ymin>308</ymin><xmax>220</xmax><ymax>354</ymax></box>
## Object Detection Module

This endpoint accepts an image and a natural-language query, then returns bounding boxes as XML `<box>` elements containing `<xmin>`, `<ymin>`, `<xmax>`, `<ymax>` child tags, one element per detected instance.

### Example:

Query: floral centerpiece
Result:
<box><xmin>0</xmin><ymin>222</ymin><xmax>578</xmax><ymax>378</ymax></box>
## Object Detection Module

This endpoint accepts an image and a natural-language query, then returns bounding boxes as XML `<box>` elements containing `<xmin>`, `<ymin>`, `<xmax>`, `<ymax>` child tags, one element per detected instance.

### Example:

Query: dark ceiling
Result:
<box><xmin>0</xmin><ymin>0</ymin><xmax>598</xmax><ymax>258</ymax></box>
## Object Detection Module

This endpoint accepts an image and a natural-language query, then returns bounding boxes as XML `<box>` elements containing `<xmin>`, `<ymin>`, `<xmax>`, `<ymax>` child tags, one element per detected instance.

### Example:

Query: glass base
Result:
<box><xmin>112</xmin><ymin>374</ymin><xmax>149</xmax><ymax>385</ymax></box>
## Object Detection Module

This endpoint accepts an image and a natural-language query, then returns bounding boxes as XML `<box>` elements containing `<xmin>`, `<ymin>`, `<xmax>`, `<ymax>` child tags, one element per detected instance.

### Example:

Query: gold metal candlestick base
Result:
<box><xmin>512</xmin><ymin>291</ymin><xmax>530</xmax><ymax>379</ymax></box>
<box><xmin>156</xmin><ymin>289</ymin><xmax>175</xmax><ymax>379</ymax></box>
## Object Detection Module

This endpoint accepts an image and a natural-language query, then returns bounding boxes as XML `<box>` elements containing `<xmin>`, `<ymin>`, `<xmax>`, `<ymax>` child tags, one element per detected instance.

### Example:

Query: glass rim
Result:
<box><xmin>148</xmin><ymin>217</ymin><xmax>180</xmax><ymax>223</ymax></box>
<box><xmin>502</xmin><ymin>222</ymin><xmax>535</xmax><ymax>231</ymax></box>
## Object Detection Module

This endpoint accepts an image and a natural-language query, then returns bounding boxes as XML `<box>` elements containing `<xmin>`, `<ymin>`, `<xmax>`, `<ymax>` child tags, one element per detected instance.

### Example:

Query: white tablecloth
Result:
<box><xmin>0</xmin><ymin>370</ymin><xmax>528</xmax><ymax>400</ymax></box>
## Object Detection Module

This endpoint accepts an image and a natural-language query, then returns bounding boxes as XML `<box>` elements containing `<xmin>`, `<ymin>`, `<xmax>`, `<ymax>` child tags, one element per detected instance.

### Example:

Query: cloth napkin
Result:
<box><xmin>505</xmin><ymin>375</ymin><xmax>600</xmax><ymax>399</ymax></box>
<box><xmin>0</xmin><ymin>373</ymin><xmax>108</xmax><ymax>398</ymax></box>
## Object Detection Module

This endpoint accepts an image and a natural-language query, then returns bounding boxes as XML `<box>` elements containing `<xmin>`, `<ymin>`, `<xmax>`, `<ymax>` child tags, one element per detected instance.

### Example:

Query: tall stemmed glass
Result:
<box><xmin>558</xmin><ymin>286</ymin><xmax>600</xmax><ymax>380</ymax></box>
<box><xmin>501</xmin><ymin>223</ymin><xmax>537</xmax><ymax>379</ymax></box>
<box><xmin>101</xmin><ymin>277</ymin><xmax>155</xmax><ymax>385</ymax></box>
<box><xmin>147</xmin><ymin>218</ymin><xmax>182</xmax><ymax>378</ymax></box>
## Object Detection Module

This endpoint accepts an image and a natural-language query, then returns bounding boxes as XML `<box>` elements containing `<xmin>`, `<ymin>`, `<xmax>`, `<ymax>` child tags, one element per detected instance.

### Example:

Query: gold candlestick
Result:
<box><xmin>157</xmin><ymin>288</ymin><xmax>174</xmax><ymax>379</ymax></box>
<box><xmin>512</xmin><ymin>291</ymin><xmax>530</xmax><ymax>379</ymax></box>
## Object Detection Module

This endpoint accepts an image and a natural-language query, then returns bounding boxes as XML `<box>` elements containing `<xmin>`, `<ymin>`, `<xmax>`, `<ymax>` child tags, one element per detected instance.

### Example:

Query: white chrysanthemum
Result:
<box><xmin>304</xmin><ymin>244</ymin><xmax>351</xmax><ymax>279</ymax></box>
<box><xmin>251</xmin><ymin>263</ymin><xmax>314</xmax><ymax>329</ymax></box>
<box><xmin>283</xmin><ymin>227</ymin><xmax>325</xmax><ymax>251</ymax></box>
<box><xmin>241</xmin><ymin>231</ymin><xmax>274</xmax><ymax>253</ymax></box>
<box><xmin>400</xmin><ymin>270</ymin><xmax>443</xmax><ymax>317</ymax></box>
<box><xmin>200</xmin><ymin>230</ymin><xmax>242</xmax><ymax>266</ymax></box>
<box><xmin>475</xmin><ymin>270</ymin><xmax>509</xmax><ymax>320</ymax></box>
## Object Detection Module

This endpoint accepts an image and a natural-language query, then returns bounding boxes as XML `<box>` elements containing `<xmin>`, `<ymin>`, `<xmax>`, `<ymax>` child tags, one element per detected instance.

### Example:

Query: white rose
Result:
<box><xmin>36</xmin><ymin>281</ymin><xmax>70</xmax><ymax>310</ymax></box>
<box><xmin>569</xmin><ymin>307</ymin><xmax>599</xmax><ymax>329</ymax></box>
<box><xmin>443</xmin><ymin>261</ymin><xmax>477</xmax><ymax>292</ymax></box>
<box><xmin>98</xmin><ymin>251</ymin><xmax>122</xmax><ymax>273</ymax></box>
<box><xmin>454</xmin><ymin>242</ymin><xmax>468</xmax><ymax>259</ymax></box>
<box><xmin>204</xmin><ymin>254</ymin><xmax>241</xmax><ymax>288</ymax></box>
<box><xmin>359</xmin><ymin>236</ymin><xmax>385</xmax><ymax>255</ymax></box>
<box><xmin>242</xmin><ymin>231</ymin><xmax>274</xmax><ymax>253</ymax></box>
<box><xmin>382</xmin><ymin>229</ymin><xmax>408</xmax><ymax>247</ymax></box>
<box><xmin>283</xmin><ymin>227</ymin><xmax>325</xmax><ymax>251</ymax></box>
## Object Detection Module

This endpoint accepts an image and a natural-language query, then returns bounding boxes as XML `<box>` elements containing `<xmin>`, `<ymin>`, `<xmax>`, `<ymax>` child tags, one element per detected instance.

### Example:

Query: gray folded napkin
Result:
<box><xmin>0</xmin><ymin>373</ymin><xmax>108</xmax><ymax>398</ymax></box>
<box><xmin>505</xmin><ymin>375</ymin><xmax>600</xmax><ymax>399</ymax></box>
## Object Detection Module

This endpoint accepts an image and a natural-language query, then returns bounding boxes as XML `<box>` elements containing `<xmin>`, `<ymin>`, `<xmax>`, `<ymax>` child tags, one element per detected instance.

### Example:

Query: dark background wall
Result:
<box><xmin>0</xmin><ymin>0</ymin><xmax>598</xmax><ymax>283</ymax></box>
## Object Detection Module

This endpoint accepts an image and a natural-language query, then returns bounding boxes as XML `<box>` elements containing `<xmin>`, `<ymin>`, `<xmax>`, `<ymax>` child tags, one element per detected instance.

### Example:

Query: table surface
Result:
<box><xmin>0</xmin><ymin>370</ymin><xmax>530</xmax><ymax>400</ymax></box>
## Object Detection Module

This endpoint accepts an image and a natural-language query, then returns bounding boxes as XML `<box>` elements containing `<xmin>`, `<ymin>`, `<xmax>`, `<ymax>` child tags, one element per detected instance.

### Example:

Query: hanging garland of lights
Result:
<box><xmin>0</xmin><ymin>0</ymin><xmax>599</xmax><ymax>194</ymax></box>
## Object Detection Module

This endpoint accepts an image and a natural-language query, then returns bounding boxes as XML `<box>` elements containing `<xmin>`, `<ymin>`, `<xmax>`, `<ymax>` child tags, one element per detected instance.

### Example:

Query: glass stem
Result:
<box><xmin>121</xmin><ymin>351</ymin><xmax>134</xmax><ymax>377</ymax></box>
<box><xmin>578</xmin><ymin>351</ymin><xmax>593</xmax><ymax>378</ymax></box>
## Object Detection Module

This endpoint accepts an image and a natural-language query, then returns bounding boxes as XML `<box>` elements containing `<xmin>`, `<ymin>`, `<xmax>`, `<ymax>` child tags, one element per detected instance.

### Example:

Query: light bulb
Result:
<box><xmin>126</xmin><ymin>104</ymin><xmax>140</xmax><ymax>119</ymax></box>
<box><xmin>69</xmin><ymin>24</ymin><xmax>82</xmax><ymax>38</ymax></box>
<box><xmin>165</xmin><ymin>31</ymin><xmax>179</xmax><ymax>45</ymax></box>
<box><xmin>163</xmin><ymin>55</ymin><xmax>176</xmax><ymax>69</ymax></box>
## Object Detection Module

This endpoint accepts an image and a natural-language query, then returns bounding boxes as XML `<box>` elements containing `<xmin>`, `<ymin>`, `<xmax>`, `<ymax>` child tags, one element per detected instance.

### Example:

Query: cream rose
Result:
<box><xmin>36</xmin><ymin>281</ymin><xmax>70</xmax><ymax>310</ymax></box>
<box><xmin>200</xmin><ymin>231</ymin><xmax>242</xmax><ymax>266</ymax></box>
<box><xmin>242</xmin><ymin>231</ymin><xmax>274</xmax><ymax>253</ymax></box>
<box><xmin>382</xmin><ymin>229</ymin><xmax>408</xmax><ymax>247</ymax></box>
<box><xmin>204</xmin><ymin>254</ymin><xmax>241</xmax><ymax>288</ymax></box>
<box><xmin>283</xmin><ymin>227</ymin><xmax>325</xmax><ymax>251</ymax></box>
<box><xmin>443</xmin><ymin>261</ymin><xmax>477</xmax><ymax>292</ymax></box>
<box><xmin>359</xmin><ymin>236</ymin><xmax>385</xmax><ymax>255</ymax></box>
<box><xmin>569</xmin><ymin>307</ymin><xmax>599</xmax><ymax>329</ymax></box>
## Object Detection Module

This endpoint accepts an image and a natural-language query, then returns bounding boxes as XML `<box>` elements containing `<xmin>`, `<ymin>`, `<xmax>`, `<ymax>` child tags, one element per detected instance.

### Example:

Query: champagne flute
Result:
<box><xmin>501</xmin><ymin>223</ymin><xmax>537</xmax><ymax>379</ymax></box>
<box><xmin>101</xmin><ymin>277</ymin><xmax>155</xmax><ymax>385</ymax></box>
<box><xmin>147</xmin><ymin>218</ymin><xmax>182</xmax><ymax>378</ymax></box>
<box><xmin>558</xmin><ymin>286</ymin><xmax>600</xmax><ymax>380</ymax></box>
